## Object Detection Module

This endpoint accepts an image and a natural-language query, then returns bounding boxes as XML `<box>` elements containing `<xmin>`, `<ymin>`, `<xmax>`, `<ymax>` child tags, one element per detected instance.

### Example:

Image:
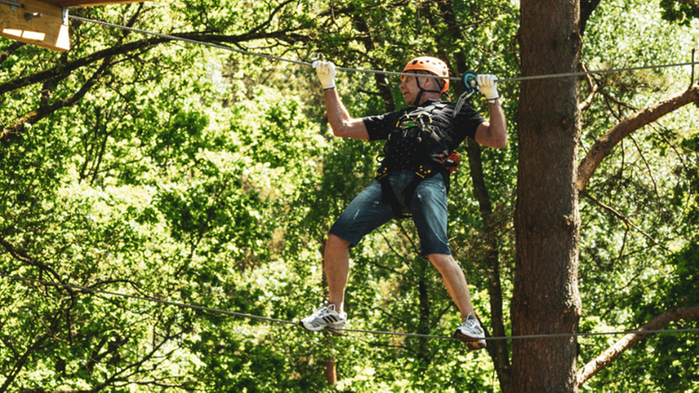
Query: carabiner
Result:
<box><xmin>453</xmin><ymin>71</ymin><xmax>479</xmax><ymax>118</ymax></box>
<box><xmin>461</xmin><ymin>71</ymin><xmax>478</xmax><ymax>95</ymax></box>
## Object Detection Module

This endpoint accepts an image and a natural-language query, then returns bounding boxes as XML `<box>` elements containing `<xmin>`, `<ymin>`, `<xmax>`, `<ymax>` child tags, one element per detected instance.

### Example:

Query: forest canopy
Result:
<box><xmin>1</xmin><ymin>0</ymin><xmax>698</xmax><ymax>392</ymax></box>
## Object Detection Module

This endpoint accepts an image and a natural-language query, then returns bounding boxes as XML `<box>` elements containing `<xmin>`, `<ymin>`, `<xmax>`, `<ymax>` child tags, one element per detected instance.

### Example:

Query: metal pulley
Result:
<box><xmin>452</xmin><ymin>70</ymin><xmax>478</xmax><ymax>118</ymax></box>
<box><xmin>461</xmin><ymin>71</ymin><xmax>478</xmax><ymax>94</ymax></box>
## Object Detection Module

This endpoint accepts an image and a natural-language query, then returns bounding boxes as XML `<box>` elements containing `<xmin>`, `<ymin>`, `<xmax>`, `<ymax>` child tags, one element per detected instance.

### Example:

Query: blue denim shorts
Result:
<box><xmin>329</xmin><ymin>170</ymin><xmax>450</xmax><ymax>258</ymax></box>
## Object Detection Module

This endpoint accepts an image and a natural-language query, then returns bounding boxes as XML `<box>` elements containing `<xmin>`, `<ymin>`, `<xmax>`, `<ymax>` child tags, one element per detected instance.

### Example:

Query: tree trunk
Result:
<box><xmin>416</xmin><ymin>256</ymin><xmax>431</xmax><ymax>369</ymax></box>
<box><xmin>512</xmin><ymin>1</ymin><xmax>583</xmax><ymax>392</ymax></box>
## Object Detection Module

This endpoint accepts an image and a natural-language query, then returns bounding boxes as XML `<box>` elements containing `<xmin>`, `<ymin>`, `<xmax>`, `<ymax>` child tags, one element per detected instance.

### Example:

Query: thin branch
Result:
<box><xmin>247</xmin><ymin>0</ymin><xmax>298</xmax><ymax>36</ymax></box>
<box><xmin>377</xmin><ymin>306</ymin><xmax>408</xmax><ymax>325</ymax></box>
<box><xmin>0</xmin><ymin>315</ymin><xmax>59</xmax><ymax>392</ymax></box>
<box><xmin>578</xmin><ymin>64</ymin><xmax>599</xmax><ymax>112</ymax></box>
<box><xmin>599</xmin><ymin>85</ymin><xmax>638</xmax><ymax>112</ymax></box>
<box><xmin>357</xmin><ymin>89</ymin><xmax>384</xmax><ymax>97</ymax></box>
<box><xmin>577</xmin><ymin>85</ymin><xmax>699</xmax><ymax>192</ymax></box>
<box><xmin>0</xmin><ymin>37</ymin><xmax>169</xmax><ymax>97</ymax></box>
<box><xmin>690</xmin><ymin>48</ymin><xmax>695</xmax><ymax>88</ymax></box>
<box><xmin>649</xmin><ymin>122</ymin><xmax>690</xmax><ymax>175</ymax></box>
<box><xmin>0</xmin><ymin>42</ymin><xmax>26</xmax><ymax>65</ymax></box>
<box><xmin>580</xmin><ymin>192</ymin><xmax>667</xmax><ymax>251</ymax></box>
<box><xmin>1</xmin><ymin>57</ymin><xmax>113</xmax><ymax>142</ymax></box>
<box><xmin>614</xmin><ymin>226</ymin><xmax>630</xmax><ymax>266</ymax></box>
<box><xmin>628</xmin><ymin>133</ymin><xmax>661</xmax><ymax>204</ymax></box>
<box><xmin>395</xmin><ymin>221</ymin><xmax>421</xmax><ymax>257</ymax></box>
<box><xmin>0</xmin><ymin>236</ymin><xmax>62</xmax><ymax>281</ymax></box>
<box><xmin>576</xmin><ymin>306</ymin><xmax>699</xmax><ymax>387</ymax></box>
<box><xmin>0</xmin><ymin>26</ymin><xmax>312</xmax><ymax>98</ymax></box>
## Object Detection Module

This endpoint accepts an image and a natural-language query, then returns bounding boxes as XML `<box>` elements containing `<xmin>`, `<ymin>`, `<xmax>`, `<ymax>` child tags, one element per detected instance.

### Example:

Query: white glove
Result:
<box><xmin>312</xmin><ymin>61</ymin><xmax>336</xmax><ymax>90</ymax></box>
<box><xmin>477</xmin><ymin>74</ymin><xmax>499</xmax><ymax>101</ymax></box>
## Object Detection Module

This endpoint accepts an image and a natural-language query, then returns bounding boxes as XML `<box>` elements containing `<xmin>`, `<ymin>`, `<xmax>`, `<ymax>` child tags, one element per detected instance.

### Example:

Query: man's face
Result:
<box><xmin>399</xmin><ymin>71</ymin><xmax>440</xmax><ymax>105</ymax></box>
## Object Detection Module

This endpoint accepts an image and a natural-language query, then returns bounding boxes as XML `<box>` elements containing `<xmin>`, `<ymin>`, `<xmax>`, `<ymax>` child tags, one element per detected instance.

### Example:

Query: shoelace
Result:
<box><xmin>462</xmin><ymin>316</ymin><xmax>483</xmax><ymax>334</ymax></box>
<box><xmin>313</xmin><ymin>305</ymin><xmax>337</xmax><ymax>318</ymax></box>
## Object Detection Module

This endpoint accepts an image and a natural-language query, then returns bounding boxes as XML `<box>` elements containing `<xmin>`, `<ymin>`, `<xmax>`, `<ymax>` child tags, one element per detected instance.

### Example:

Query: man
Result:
<box><xmin>299</xmin><ymin>57</ymin><xmax>507</xmax><ymax>350</ymax></box>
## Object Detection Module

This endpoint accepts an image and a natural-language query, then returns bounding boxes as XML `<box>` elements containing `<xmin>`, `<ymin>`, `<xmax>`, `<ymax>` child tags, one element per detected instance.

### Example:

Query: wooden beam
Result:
<box><xmin>43</xmin><ymin>0</ymin><xmax>144</xmax><ymax>7</ymax></box>
<box><xmin>0</xmin><ymin>0</ymin><xmax>70</xmax><ymax>51</ymax></box>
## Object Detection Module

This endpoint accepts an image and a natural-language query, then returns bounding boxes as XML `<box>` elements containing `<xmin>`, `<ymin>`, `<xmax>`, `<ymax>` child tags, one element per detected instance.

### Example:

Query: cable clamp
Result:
<box><xmin>0</xmin><ymin>0</ymin><xmax>22</xmax><ymax>10</ymax></box>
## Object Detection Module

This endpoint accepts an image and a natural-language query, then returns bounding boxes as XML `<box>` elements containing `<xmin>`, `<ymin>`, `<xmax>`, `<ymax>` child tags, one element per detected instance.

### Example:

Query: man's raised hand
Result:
<box><xmin>477</xmin><ymin>74</ymin><xmax>499</xmax><ymax>101</ymax></box>
<box><xmin>313</xmin><ymin>61</ymin><xmax>336</xmax><ymax>90</ymax></box>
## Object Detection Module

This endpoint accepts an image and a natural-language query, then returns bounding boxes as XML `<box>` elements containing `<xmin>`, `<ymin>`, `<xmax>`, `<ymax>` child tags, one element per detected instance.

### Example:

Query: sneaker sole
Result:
<box><xmin>299</xmin><ymin>321</ymin><xmax>325</xmax><ymax>332</ymax></box>
<box><xmin>299</xmin><ymin>321</ymin><xmax>345</xmax><ymax>335</ymax></box>
<box><xmin>326</xmin><ymin>326</ymin><xmax>344</xmax><ymax>336</ymax></box>
<box><xmin>466</xmin><ymin>340</ymin><xmax>487</xmax><ymax>351</ymax></box>
<box><xmin>453</xmin><ymin>331</ymin><xmax>487</xmax><ymax>350</ymax></box>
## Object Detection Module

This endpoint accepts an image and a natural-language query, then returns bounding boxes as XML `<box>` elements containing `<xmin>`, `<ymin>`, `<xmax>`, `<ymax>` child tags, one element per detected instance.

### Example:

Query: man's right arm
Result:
<box><xmin>314</xmin><ymin>60</ymin><xmax>369</xmax><ymax>141</ymax></box>
<box><xmin>323</xmin><ymin>87</ymin><xmax>369</xmax><ymax>140</ymax></box>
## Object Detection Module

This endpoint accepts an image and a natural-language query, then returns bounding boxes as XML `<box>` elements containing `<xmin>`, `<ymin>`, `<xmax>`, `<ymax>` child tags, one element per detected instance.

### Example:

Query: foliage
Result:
<box><xmin>576</xmin><ymin>1</ymin><xmax>699</xmax><ymax>391</ymax></box>
<box><xmin>660</xmin><ymin>0</ymin><xmax>699</xmax><ymax>25</ymax></box>
<box><xmin>1</xmin><ymin>0</ymin><xmax>698</xmax><ymax>392</ymax></box>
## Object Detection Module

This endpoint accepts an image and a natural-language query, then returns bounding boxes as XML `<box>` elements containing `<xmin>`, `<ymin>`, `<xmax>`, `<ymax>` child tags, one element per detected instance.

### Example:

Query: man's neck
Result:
<box><xmin>416</xmin><ymin>94</ymin><xmax>441</xmax><ymax>106</ymax></box>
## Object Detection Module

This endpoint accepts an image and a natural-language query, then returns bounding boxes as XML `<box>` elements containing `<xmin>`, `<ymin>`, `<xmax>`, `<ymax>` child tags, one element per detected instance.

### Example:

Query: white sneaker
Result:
<box><xmin>299</xmin><ymin>303</ymin><xmax>347</xmax><ymax>335</ymax></box>
<box><xmin>453</xmin><ymin>314</ymin><xmax>487</xmax><ymax>350</ymax></box>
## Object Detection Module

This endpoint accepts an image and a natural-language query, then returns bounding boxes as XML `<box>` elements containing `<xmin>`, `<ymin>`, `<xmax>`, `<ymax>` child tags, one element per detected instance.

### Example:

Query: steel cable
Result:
<box><xmin>2</xmin><ymin>272</ymin><xmax>698</xmax><ymax>342</ymax></box>
<box><xmin>69</xmin><ymin>15</ymin><xmax>699</xmax><ymax>84</ymax></box>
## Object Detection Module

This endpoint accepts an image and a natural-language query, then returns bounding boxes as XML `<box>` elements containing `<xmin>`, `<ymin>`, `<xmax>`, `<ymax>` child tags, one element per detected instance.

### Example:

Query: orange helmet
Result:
<box><xmin>401</xmin><ymin>56</ymin><xmax>450</xmax><ymax>94</ymax></box>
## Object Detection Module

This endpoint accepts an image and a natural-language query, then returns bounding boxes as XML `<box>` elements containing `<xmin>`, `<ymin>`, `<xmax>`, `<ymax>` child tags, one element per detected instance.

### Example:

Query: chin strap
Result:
<box><xmin>412</xmin><ymin>75</ymin><xmax>443</xmax><ymax>105</ymax></box>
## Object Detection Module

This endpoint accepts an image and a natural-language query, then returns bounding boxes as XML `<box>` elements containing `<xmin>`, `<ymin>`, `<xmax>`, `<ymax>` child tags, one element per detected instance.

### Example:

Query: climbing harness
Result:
<box><xmin>376</xmin><ymin>101</ymin><xmax>462</xmax><ymax>218</ymax></box>
<box><xmin>376</xmin><ymin>62</ymin><xmax>491</xmax><ymax>213</ymax></box>
<box><xmin>376</xmin><ymin>66</ymin><xmax>489</xmax><ymax>219</ymax></box>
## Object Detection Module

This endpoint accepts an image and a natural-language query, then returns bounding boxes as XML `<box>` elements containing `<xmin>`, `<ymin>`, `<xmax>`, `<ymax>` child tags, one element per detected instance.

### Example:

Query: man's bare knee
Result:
<box><xmin>427</xmin><ymin>253</ymin><xmax>454</xmax><ymax>270</ymax></box>
<box><xmin>327</xmin><ymin>234</ymin><xmax>351</xmax><ymax>250</ymax></box>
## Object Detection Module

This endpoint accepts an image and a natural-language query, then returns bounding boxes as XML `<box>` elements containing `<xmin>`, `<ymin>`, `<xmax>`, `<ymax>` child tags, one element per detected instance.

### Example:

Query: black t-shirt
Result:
<box><xmin>362</xmin><ymin>99</ymin><xmax>485</xmax><ymax>171</ymax></box>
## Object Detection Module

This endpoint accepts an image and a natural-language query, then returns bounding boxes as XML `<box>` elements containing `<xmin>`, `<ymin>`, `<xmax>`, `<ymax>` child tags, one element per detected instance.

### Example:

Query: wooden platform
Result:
<box><xmin>43</xmin><ymin>0</ymin><xmax>143</xmax><ymax>7</ymax></box>
<box><xmin>1</xmin><ymin>0</ymin><xmax>147</xmax><ymax>51</ymax></box>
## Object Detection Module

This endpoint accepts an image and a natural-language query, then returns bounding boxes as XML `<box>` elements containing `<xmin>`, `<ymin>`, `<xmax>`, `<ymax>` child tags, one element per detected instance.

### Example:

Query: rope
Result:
<box><xmin>68</xmin><ymin>15</ymin><xmax>699</xmax><ymax>84</ymax></box>
<box><xmin>2</xmin><ymin>272</ymin><xmax>698</xmax><ymax>342</ymax></box>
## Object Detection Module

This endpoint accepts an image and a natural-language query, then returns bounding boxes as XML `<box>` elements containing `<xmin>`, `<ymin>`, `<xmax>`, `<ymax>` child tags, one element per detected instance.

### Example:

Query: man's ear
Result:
<box><xmin>434</xmin><ymin>78</ymin><xmax>445</xmax><ymax>92</ymax></box>
<box><xmin>425</xmin><ymin>75</ymin><xmax>441</xmax><ymax>91</ymax></box>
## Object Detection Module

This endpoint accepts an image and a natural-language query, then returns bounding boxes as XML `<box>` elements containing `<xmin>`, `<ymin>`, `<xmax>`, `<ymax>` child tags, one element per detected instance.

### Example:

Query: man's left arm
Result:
<box><xmin>475</xmin><ymin>99</ymin><xmax>507</xmax><ymax>149</ymax></box>
<box><xmin>473</xmin><ymin>75</ymin><xmax>507</xmax><ymax>149</ymax></box>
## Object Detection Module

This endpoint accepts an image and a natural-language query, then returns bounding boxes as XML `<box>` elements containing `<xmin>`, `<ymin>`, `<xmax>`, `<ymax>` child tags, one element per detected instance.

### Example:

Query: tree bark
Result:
<box><xmin>512</xmin><ymin>1</ymin><xmax>583</xmax><ymax>391</ymax></box>
<box><xmin>576</xmin><ymin>306</ymin><xmax>699</xmax><ymax>387</ymax></box>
